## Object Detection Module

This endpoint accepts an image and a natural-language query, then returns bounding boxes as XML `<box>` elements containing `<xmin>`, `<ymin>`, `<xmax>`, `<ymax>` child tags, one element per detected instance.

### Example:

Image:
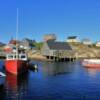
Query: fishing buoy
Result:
<box><xmin>34</xmin><ymin>64</ymin><xmax>38</xmax><ymax>69</ymax></box>
<box><xmin>28</xmin><ymin>63</ymin><xmax>38</xmax><ymax>72</ymax></box>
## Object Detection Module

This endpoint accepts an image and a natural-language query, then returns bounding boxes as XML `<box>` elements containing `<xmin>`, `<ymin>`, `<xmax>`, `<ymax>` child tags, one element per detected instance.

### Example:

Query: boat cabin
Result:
<box><xmin>6</xmin><ymin>53</ymin><xmax>27</xmax><ymax>61</ymax></box>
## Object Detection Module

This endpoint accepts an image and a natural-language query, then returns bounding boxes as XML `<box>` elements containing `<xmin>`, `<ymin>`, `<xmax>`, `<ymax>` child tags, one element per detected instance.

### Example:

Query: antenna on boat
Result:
<box><xmin>16</xmin><ymin>8</ymin><xmax>18</xmax><ymax>42</ymax></box>
<box><xmin>16</xmin><ymin>8</ymin><xmax>19</xmax><ymax>58</ymax></box>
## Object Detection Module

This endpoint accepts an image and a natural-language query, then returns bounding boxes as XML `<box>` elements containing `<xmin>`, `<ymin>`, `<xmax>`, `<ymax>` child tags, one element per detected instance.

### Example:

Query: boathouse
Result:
<box><xmin>41</xmin><ymin>41</ymin><xmax>75</xmax><ymax>61</ymax></box>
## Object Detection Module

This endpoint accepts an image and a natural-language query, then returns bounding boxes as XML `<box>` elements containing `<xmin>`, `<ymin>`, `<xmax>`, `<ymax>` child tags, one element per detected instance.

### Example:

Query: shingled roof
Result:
<box><xmin>47</xmin><ymin>41</ymin><xmax>72</xmax><ymax>50</ymax></box>
<box><xmin>67</xmin><ymin>36</ymin><xmax>77</xmax><ymax>39</ymax></box>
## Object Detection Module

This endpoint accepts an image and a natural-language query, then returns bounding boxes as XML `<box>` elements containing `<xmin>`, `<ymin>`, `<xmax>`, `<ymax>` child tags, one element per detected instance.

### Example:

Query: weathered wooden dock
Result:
<box><xmin>41</xmin><ymin>41</ymin><xmax>77</xmax><ymax>62</ymax></box>
<box><xmin>0</xmin><ymin>52</ymin><xmax>6</xmax><ymax>58</ymax></box>
<box><xmin>46</xmin><ymin>50</ymin><xmax>77</xmax><ymax>62</ymax></box>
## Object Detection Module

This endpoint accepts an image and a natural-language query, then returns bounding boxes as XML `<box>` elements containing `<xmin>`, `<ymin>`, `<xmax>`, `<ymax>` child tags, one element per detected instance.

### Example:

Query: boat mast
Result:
<box><xmin>16</xmin><ymin>8</ymin><xmax>18</xmax><ymax>58</ymax></box>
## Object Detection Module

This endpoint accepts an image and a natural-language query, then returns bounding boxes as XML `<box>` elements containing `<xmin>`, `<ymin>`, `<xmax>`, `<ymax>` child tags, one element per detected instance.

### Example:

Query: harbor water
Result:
<box><xmin>0</xmin><ymin>60</ymin><xmax>100</xmax><ymax>100</ymax></box>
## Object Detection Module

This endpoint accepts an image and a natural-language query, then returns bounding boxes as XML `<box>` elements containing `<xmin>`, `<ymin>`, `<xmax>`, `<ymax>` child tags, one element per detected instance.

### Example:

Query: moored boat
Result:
<box><xmin>82</xmin><ymin>59</ymin><xmax>100</xmax><ymax>68</ymax></box>
<box><xmin>5</xmin><ymin>51</ymin><xmax>28</xmax><ymax>75</ymax></box>
<box><xmin>4</xmin><ymin>8</ymin><xmax>29</xmax><ymax>75</ymax></box>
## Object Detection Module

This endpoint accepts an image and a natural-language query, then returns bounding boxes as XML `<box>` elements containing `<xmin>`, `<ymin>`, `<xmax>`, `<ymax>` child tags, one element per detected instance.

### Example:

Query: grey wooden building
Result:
<box><xmin>41</xmin><ymin>41</ymin><xmax>75</xmax><ymax>61</ymax></box>
<box><xmin>20</xmin><ymin>38</ymin><xmax>36</xmax><ymax>50</ymax></box>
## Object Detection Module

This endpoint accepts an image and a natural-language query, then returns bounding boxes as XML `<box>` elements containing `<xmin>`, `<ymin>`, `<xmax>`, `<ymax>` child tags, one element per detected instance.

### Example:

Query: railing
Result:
<box><xmin>6</xmin><ymin>53</ymin><xmax>27</xmax><ymax>61</ymax></box>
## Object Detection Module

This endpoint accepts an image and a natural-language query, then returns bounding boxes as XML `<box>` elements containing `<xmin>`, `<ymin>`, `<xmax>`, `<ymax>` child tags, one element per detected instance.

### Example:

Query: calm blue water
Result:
<box><xmin>0</xmin><ymin>60</ymin><xmax>100</xmax><ymax>100</ymax></box>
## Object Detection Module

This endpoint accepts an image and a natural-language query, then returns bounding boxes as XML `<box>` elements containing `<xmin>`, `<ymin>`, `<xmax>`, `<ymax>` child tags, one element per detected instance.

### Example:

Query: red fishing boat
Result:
<box><xmin>5</xmin><ymin>8</ymin><xmax>28</xmax><ymax>75</ymax></box>
<box><xmin>5</xmin><ymin>49</ymin><xmax>28</xmax><ymax>75</ymax></box>
<box><xmin>82</xmin><ymin>59</ymin><xmax>100</xmax><ymax>68</ymax></box>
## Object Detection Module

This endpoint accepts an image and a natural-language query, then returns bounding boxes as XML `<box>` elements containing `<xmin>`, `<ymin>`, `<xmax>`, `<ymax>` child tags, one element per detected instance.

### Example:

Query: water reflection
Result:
<box><xmin>5</xmin><ymin>73</ymin><xmax>29</xmax><ymax>100</ymax></box>
<box><xmin>85</xmin><ymin>67</ymin><xmax>100</xmax><ymax>77</ymax></box>
<box><xmin>0</xmin><ymin>60</ymin><xmax>4</xmax><ymax>71</ymax></box>
<box><xmin>42</xmin><ymin>62</ymin><xmax>75</xmax><ymax>76</ymax></box>
<box><xmin>1</xmin><ymin>60</ymin><xmax>100</xmax><ymax>100</ymax></box>
<box><xmin>0</xmin><ymin>77</ymin><xmax>6</xmax><ymax>100</ymax></box>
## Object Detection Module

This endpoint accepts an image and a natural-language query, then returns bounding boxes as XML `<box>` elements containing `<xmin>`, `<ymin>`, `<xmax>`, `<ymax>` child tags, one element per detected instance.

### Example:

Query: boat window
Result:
<box><xmin>14</xmin><ymin>55</ymin><xmax>19</xmax><ymax>59</ymax></box>
<box><xmin>8</xmin><ymin>55</ymin><xmax>13</xmax><ymax>59</ymax></box>
<box><xmin>21</xmin><ymin>55</ymin><xmax>26</xmax><ymax>58</ymax></box>
<box><xmin>13</xmin><ymin>47</ymin><xmax>16</xmax><ymax>50</ymax></box>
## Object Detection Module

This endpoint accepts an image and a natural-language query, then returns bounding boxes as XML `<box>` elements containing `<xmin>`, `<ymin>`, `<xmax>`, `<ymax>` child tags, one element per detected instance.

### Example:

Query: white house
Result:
<box><xmin>95</xmin><ymin>41</ymin><xmax>100</xmax><ymax>47</ymax></box>
<box><xmin>82</xmin><ymin>39</ymin><xmax>92</xmax><ymax>45</ymax></box>
<box><xmin>67</xmin><ymin>36</ymin><xmax>79</xmax><ymax>43</ymax></box>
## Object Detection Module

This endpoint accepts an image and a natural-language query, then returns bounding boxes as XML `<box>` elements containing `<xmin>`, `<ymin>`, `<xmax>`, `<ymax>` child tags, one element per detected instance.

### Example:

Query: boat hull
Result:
<box><xmin>82</xmin><ymin>59</ymin><xmax>100</xmax><ymax>68</ymax></box>
<box><xmin>5</xmin><ymin>60</ymin><xmax>28</xmax><ymax>75</ymax></box>
<box><xmin>83</xmin><ymin>63</ymin><xmax>100</xmax><ymax>68</ymax></box>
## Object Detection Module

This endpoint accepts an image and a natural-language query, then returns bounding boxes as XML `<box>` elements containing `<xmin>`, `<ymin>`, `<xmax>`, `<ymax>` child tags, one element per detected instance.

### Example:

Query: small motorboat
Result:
<box><xmin>0</xmin><ymin>72</ymin><xmax>6</xmax><ymax>86</ymax></box>
<box><xmin>82</xmin><ymin>59</ymin><xmax>100</xmax><ymax>68</ymax></box>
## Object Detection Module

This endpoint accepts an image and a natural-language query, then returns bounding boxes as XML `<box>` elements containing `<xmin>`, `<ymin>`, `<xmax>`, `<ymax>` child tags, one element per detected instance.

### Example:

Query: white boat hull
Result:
<box><xmin>82</xmin><ymin>59</ymin><xmax>100</xmax><ymax>68</ymax></box>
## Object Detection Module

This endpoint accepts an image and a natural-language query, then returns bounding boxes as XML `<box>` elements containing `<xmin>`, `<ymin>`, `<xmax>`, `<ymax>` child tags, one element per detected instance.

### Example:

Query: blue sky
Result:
<box><xmin>0</xmin><ymin>0</ymin><xmax>100</xmax><ymax>43</ymax></box>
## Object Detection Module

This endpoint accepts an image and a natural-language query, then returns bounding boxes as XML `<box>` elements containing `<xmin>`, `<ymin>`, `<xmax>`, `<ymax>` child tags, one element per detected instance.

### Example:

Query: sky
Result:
<box><xmin>0</xmin><ymin>0</ymin><xmax>100</xmax><ymax>43</ymax></box>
